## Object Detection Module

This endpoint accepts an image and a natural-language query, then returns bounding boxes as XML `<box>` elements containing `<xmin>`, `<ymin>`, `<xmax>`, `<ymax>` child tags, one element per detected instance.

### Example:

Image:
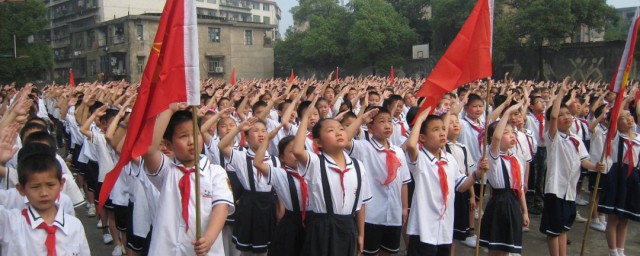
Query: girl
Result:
<box><xmin>254</xmin><ymin>135</ymin><xmax>306</xmax><ymax>256</ymax></box>
<box><xmin>404</xmin><ymin>108</ymin><xmax>487</xmax><ymax>256</ymax></box>
<box><xmin>479</xmin><ymin>102</ymin><xmax>529</xmax><ymax>256</ymax></box>
<box><xmin>292</xmin><ymin>94</ymin><xmax>372</xmax><ymax>256</ymax></box>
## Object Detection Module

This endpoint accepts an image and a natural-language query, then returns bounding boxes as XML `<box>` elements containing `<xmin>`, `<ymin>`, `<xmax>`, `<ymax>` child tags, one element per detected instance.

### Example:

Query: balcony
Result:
<box><xmin>219</xmin><ymin>0</ymin><xmax>251</xmax><ymax>12</ymax></box>
<box><xmin>263</xmin><ymin>36</ymin><xmax>272</xmax><ymax>48</ymax></box>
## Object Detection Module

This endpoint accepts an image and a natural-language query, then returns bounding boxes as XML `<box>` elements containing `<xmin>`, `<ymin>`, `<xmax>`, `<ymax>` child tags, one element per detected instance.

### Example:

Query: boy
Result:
<box><xmin>0</xmin><ymin>143</ymin><xmax>90</xmax><ymax>255</ymax></box>
<box><xmin>526</xmin><ymin>94</ymin><xmax>547</xmax><ymax>214</ymax></box>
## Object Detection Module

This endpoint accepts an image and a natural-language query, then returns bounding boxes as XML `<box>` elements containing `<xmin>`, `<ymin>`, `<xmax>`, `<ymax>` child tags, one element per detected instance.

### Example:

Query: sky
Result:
<box><xmin>277</xmin><ymin>0</ymin><xmax>639</xmax><ymax>34</ymax></box>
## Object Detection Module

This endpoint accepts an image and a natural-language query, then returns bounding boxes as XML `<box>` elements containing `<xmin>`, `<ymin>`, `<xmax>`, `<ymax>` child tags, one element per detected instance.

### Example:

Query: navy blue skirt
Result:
<box><xmin>479</xmin><ymin>189</ymin><xmax>523</xmax><ymax>253</ymax></box>
<box><xmin>598</xmin><ymin>163</ymin><xmax>640</xmax><ymax>221</ymax></box>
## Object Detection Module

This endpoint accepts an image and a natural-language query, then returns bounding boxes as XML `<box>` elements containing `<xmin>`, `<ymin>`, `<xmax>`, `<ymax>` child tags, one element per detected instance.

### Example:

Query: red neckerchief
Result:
<box><xmin>307</xmin><ymin>133</ymin><xmax>319</xmax><ymax>154</ymax></box>
<box><xmin>284</xmin><ymin>166</ymin><xmax>308</xmax><ymax>223</ymax></box>
<box><xmin>533</xmin><ymin>113</ymin><xmax>545</xmax><ymax>143</ymax></box>
<box><xmin>370</xmin><ymin>140</ymin><xmax>401</xmax><ymax>185</ymax></box>
<box><xmin>22</xmin><ymin>209</ymin><xmax>57</xmax><ymax>256</ymax></box>
<box><xmin>328</xmin><ymin>166</ymin><xmax>351</xmax><ymax>208</ymax></box>
<box><xmin>624</xmin><ymin>139</ymin><xmax>636</xmax><ymax>177</ymax></box>
<box><xmin>501</xmin><ymin>155</ymin><xmax>522</xmax><ymax>198</ymax></box>
<box><xmin>464</xmin><ymin>117</ymin><xmax>485</xmax><ymax>150</ymax></box>
<box><xmin>177</xmin><ymin>166</ymin><xmax>195</xmax><ymax>232</ymax></box>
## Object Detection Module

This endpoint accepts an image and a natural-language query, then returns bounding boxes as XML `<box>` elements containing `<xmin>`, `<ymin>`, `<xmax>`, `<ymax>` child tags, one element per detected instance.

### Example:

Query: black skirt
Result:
<box><xmin>301</xmin><ymin>212</ymin><xmax>357</xmax><ymax>256</ymax></box>
<box><xmin>232</xmin><ymin>191</ymin><xmax>276</xmax><ymax>253</ymax></box>
<box><xmin>598</xmin><ymin>163</ymin><xmax>640</xmax><ymax>221</ymax></box>
<box><xmin>453</xmin><ymin>190</ymin><xmax>471</xmax><ymax>240</ymax></box>
<box><xmin>268</xmin><ymin>210</ymin><xmax>306</xmax><ymax>256</ymax></box>
<box><xmin>479</xmin><ymin>189</ymin><xmax>523</xmax><ymax>253</ymax></box>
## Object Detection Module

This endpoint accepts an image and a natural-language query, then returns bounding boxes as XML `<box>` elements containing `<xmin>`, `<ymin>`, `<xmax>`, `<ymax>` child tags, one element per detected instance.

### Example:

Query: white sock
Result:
<box><xmin>617</xmin><ymin>248</ymin><xmax>625</xmax><ymax>256</ymax></box>
<box><xmin>610</xmin><ymin>249</ymin><xmax>619</xmax><ymax>256</ymax></box>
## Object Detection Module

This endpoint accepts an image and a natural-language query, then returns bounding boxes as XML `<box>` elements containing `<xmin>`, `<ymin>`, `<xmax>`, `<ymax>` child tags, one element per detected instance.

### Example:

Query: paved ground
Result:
<box><xmin>79</xmin><ymin>197</ymin><xmax>640</xmax><ymax>256</ymax></box>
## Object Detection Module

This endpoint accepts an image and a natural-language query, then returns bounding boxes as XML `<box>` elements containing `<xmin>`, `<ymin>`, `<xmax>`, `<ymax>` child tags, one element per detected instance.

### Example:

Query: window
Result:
<box><xmin>206</xmin><ymin>0</ymin><xmax>216</xmax><ymax>3</ymax></box>
<box><xmin>208</xmin><ymin>27</ymin><xmax>220</xmax><ymax>42</ymax></box>
<box><xmin>88</xmin><ymin>60</ymin><xmax>97</xmax><ymax>76</ymax></box>
<box><xmin>252</xmin><ymin>2</ymin><xmax>259</xmax><ymax>9</ymax></box>
<box><xmin>137</xmin><ymin>56</ymin><xmax>146</xmax><ymax>73</ymax></box>
<box><xmin>244</xmin><ymin>30</ymin><xmax>252</xmax><ymax>45</ymax></box>
<box><xmin>196</xmin><ymin>0</ymin><xmax>203</xmax><ymax>2</ymax></box>
<box><xmin>207</xmin><ymin>57</ymin><xmax>222</xmax><ymax>73</ymax></box>
<box><xmin>263</xmin><ymin>16</ymin><xmax>270</xmax><ymax>25</ymax></box>
<box><xmin>262</xmin><ymin>3</ymin><xmax>269</xmax><ymax>11</ymax></box>
<box><xmin>136</xmin><ymin>24</ymin><xmax>143</xmax><ymax>40</ymax></box>
<box><xmin>253</xmin><ymin>15</ymin><xmax>260</xmax><ymax>22</ymax></box>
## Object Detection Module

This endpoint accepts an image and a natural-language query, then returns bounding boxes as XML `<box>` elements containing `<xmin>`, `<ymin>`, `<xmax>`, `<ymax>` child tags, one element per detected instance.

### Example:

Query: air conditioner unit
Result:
<box><xmin>215</xmin><ymin>67</ymin><xmax>224</xmax><ymax>73</ymax></box>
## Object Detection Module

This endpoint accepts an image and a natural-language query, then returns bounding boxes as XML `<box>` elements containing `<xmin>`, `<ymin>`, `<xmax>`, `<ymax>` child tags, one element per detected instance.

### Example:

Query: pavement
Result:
<box><xmin>78</xmin><ymin>196</ymin><xmax>640</xmax><ymax>256</ymax></box>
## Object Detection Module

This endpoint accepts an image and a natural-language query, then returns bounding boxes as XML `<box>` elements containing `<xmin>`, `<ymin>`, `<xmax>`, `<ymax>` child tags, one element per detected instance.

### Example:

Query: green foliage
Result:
<box><xmin>429</xmin><ymin>0</ymin><xmax>476</xmax><ymax>53</ymax></box>
<box><xmin>276</xmin><ymin>0</ymin><xmax>419</xmax><ymax>75</ymax></box>
<box><xmin>386</xmin><ymin>0</ymin><xmax>432</xmax><ymax>43</ymax></box>
<box><xmin>0</xmin><ymin>1</ymin><xmax>52</xmax><ymax>83</ymax></box>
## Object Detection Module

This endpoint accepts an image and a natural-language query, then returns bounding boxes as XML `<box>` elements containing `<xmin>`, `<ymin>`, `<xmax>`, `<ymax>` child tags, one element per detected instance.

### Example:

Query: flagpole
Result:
<box><xmin>475</xmin><ymin>79</ymin><xmax>492</xmax><ymax>256</ymax></box>
<box><xmin>580</xmin><ymin>151</ymin><xmax>606</xmax><ymax>256</ymax></box>
<box><xmin>191</xmin><ymin>106</ymin><xmax>202</xmax><ymax>239</ymax></box>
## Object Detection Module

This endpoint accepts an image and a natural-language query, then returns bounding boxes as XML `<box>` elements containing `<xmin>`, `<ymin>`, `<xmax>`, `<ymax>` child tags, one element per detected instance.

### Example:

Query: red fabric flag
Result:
<box><xmin>231</xmin><ymin>67</ymin><xmax>236</xmax><ymax>86</ymax></box>
<box><xmin>98</xmin><ymin>0</ymin><xmax>201</xmax><ymax>210</ymax></box>
<box><xmin>604</xmin><ymin>7</ymin><xmax>640</xmax><ymax>157</ymax></box>
<box><xmin>415</xmin><ymin>0</ymin><xmax>493</xmax><ymax>116</ymax></box>
<box><xmin>289</xmin><ymin>69</ymin><xmax>295</xmax><ymax>84</ymax></box>
<box><xmin>69</xmin><ymin>68</ymin><xmax>75</xmax><ymax>87</ymax></box>
<box><xmin>390</xmin><ymin>66</ymin><xmax>395</xmax><ymax>84</ymax></box>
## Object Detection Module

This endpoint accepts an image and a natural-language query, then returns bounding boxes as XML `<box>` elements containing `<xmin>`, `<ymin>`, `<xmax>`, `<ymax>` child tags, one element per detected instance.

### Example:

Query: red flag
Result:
<box><xmin>335</xmin><ymin>67</ymin><xmax>339</xmax><ymax>82</ymax></box>
<box><xmin>69</xmin><ymin>68</ymin><xmax>75</xmax><ymax>87</ymax></box>
<box><xmin>390</xmin><ymin>66</ymin><xmax>395</xmax><ymax>84</ymax></box>
<box><xmin>604</xmin><ymin>7</ymin><xmax>640</xmax><ymax>157</ymax></box>
<box><xmin>289</xmin><ymin>69</ymin><xmax>295</xmax><ymax>84</ymax></box>
<box><xmin>415</xmin><ymin>0</ymin><xmax>493</xmax><ymax>115</ymax></box>
<box><xmin>98</xmin><ymin>0</ymin><xmax>201</xmax><ymax>210</ymax></box>
<box><xmin>231</xmin><ymin>67</ymin><xmax>236</xmax><ymax>86</ymax></box>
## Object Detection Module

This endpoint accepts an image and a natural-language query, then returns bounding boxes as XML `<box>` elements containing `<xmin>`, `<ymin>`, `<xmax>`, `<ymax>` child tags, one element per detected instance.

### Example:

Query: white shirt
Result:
<box><xmin>590</xmin><ymin>124</ymin><xmax>613</xmax><ymax>172</ymax></box>
<box><xmin>526</xmin><ymin>112</ymin><xmax>546</xmax><ymax>148</ymax></box>
<box><xmin>126</xmin><ymin>159</ymin><xmax>159</xmax><ymax>237</ymax></box>
<box><xmin>267</xmin><ymin>166</ymin><xmax>306</xmax><ymax>212</ymax></box>
<box><xmin>544</xmin><ymin>131</ymin><xmax>589</xmax><ymax>201</ymax></box>
<box><xmin>0</xmin><ymin>188</ymin><xmax>75</xmax><ymax>216</ymax></box>
<box><xmin>89</xmin><ymin>130</ymin><xmax>115</xmax><ymax>182</ymax></box>
<box><xmin>0</xmin><ymin>205</ymin><xmax>90</xmax><ymax>256</ymax></box>
<box><xmin>406</xmin><ymin>148</ymin><xmax>468</xmax><ymax>245</ymax></box>
<box><xmin>390</xmin><ymin>117</ymin><xmax>409</xmax><ymax>146</ymax></box>
<box><xmin>300</xmin><ymin>152</ymin><xmax>372</xmax><ymax>215</ymax></box>
<box><xmin>145</xmin><ymin>154</ymin><xmax>235</xmax><ymax>256</ymax></box>
<box><xmin>487</xmin><ymin>151</ymin><xmax>522</xmax><ymax>190</ymax></box>
<box><xmin>514</xmin><ymin>130</ymin><xmax>534</xmax><ymax>178</ymax></box>
<box><xmin>609</xmin><ymin>132</ymin><xmax>640</xmax><ymax>170</ymax></box>
<box><xmin>66</xmin><ymin>106</ymin><xmax>84</xmax><ymax>147</ymax></box>
<box><xmin>348</xmin><ymin>139</ymin><xmax>411</xmax><ymax>226</ymax></box>
<box><xmin>227</xmin><ymin>148</ymin><xmax>278</xmax><ymax>192</ymax></box>
<box><xmin>459</xmin><ymin>116</ymin><xmax>484</xmax><ymax>164</ymax></box>
<box><xmin>570</xmin><ymin>117</ymin><xmax>591</xmax><ymax>141</ymax></box>
<box><xmin>445</xmin><ymin>141</ymin><xmax>476</xmax><ymax>175</ymax></box>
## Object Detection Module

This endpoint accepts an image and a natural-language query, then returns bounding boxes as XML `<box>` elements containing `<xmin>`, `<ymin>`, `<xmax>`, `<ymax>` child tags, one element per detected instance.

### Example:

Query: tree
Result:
<box><xmin>347</xmin><ymin>0</ymin><xmax>419</xmax><ymax>74</ymax></box>
<box><xmin>300</xmin><ymin>9</ymin><xmax>350</xmax><ymax>67</ymax></box>
<box><xmin>386</xmin><ymin>0</ymin><xmax>432</xmax><ymax>44</ymax></box>
<box><xmin>0</xmin><ymin>0</ymin><xmax>53</xmax><ymax>83</ymax></box>
<box><xmin>429</xmin><ymin>0</ymin><xmax>476</xmax><ymax>53</ymax></box>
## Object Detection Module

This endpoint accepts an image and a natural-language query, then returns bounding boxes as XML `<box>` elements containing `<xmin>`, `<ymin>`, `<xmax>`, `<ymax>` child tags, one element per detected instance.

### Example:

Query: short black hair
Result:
<box><xmin>163</xmin><ymin>110</ymin><xmax>193</xmax><ymax>141</ymax></box>
<box><xmin>419</xmin><ymin>115</ymin><xmax>444</xmax><ymax>135</ymax></box>
<box><xmin>277</xmin><ymin>99</ymin><xmax>292</xmax><ymax>112</ymax></box>
<box><xmin>465</xmin><ymin>93</ymin><xmax>483</xmax><ymax>107</ymax></box>
<box><xmin>17</xmin><ymin>143</ymin><xmax>62</xmax><ymax>187</ymax></box>
<box><xmin>297</xmin><ymin>101</ymin><xmax>313</xmax><ymax>119</ymax></box>
<box><xmin>368</xmin><ymin>106</ymin><xmax>392</xmax><ymax>124</ymax></box>
<box><xmin>277</xmin><ymin>135</ymin><xmax>295</xmax><ymax>157</ymax></box>
<box><xmin>88</xmin><ymin>101</ymin><xmax>105</xmax><ymax>114</ymax></box>
<box><xmin>19</xmin><ymin>123</ymin><xmax>47</xmax><ymax>141</ymax></box>
<box><xmin>23</xmin><ymin>131</ymin><xmax>57</xmax><ymax>150</ymax></box>
<box><xmin>382</xmin><ymin>94</ymin><xmax>403</xmax><ymax>110</ymax></box>
<box><xmin>251</xmin><ymin>100</ymin><xmax>268</xmax><ymax>114</ymax></box>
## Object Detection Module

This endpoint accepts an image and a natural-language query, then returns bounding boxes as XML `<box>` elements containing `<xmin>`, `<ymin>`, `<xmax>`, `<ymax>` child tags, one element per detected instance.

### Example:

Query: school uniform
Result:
<box><xmin>515</xmin><ymin>129</ymin><xmax>534</xmax><ymax>183</ymax></box>
<box><xmin>145</xmin><ymin>154</ymin><xmax>235</xmax><ymax>256</ymax></box>
<box><xmin>348</xmin><ymin>139</ymin><xmax>411</xmax><ymax>255</ymax></box>
<box><xmin>226</xmin><ymin>147</ymin><xmax>279</xmax><ymax>253</ymax></box>
<box><xmin>459</xmin><ymin>116</ymin><xmax>484</xmax><ymax>166</ymax></box>
<box><xmin>390</xmin><ymin>117</ymin><xmax>410</xmax><ymax>146</ymax></box>
<box><xmin>521</xmin><ymin>128</ymin><xmax>538</xmax><ymax>193</ymax></box>
<box><xmin>527</xmin><ymin>111</ymin><xmax>547</xmax><ymax>208</ymax></box>
<box><xmin>445</xmin><ymin>142</ymin><xmax>476</xmax><ymax>240</ymax></box>
<box><xmin>300</xmin><ymin>151</ymin><xmax>372</xmax><ymax>256</ymax></box>
<box><xmin>598</xmin><ymin>132</ymin><xmax>640</xmax><ymax>221</ymax></box>
<box><xmin>0</xmin><ymin>188</ymin><xmax>75</xmax><ymax>216</ymax></box>
<box><xmin>479</xmin><ymin>151</ymin><xmax>524</xmax><ymax>253</ymax></box>
<box><xmin>0</xmin><ymin>204</ymin><xmax>90</xmax><ymax>255</ymax></box>
<box><xmin>266</xmin><ymin>165</ymin><xmax>307</xmax><ymax>256</ymax></box>
<box><xmin>589</xmin><ymin>124</ymin><xmax>611</xmax><ymax>191</ymax></box>
<box><xmin>539</xmin><ymin>131</ymin><xmax>589</xmax><ymax>236</ymax></box>
<box><xmin>405</xmin><ymin>148</ymin><xmax>468</xmax><ymax>256</ymax></box>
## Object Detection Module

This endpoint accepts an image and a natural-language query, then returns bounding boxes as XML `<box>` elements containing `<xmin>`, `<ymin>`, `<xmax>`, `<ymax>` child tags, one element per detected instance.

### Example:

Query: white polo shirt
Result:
<box><xmin>145</xmin><ymin>154</ymin><xmax>235</xmax><ymax>256</ymax></box>
<box><xmin>0</xmin><ymin>204</ymin><xmax>90</xmax><ymax>255</ymax></box>
<box><xmin>300</xmin><ymin>152</ymin><xmax>372</xmax><ymax>215</ymax></box>
<box><xmin>609</xmin><ymin>132</ymin><xmax>640</xmax><ymax>170</ymax></box>
<box><xmin>125</xmin><ymin>159</ymin><xmax>159</xmax><ymax>238</ymax></box>
<box><xmin>390</xmin><ymin>117</ymin><xmax>409</xmax><ymax>146</ymax></box>
<box><xmin>590</xmin><ymin>124</ymin><xmax>613</xmax><ymax>172</ymax></box>
<box><xmin>570</xmin><ymin>117</ymin><xmax>591</xmax><ymax>141</ymax></box>
<box><xmin>514</xmin><ymin>130</ymin><xmax>534</xmax><ymax>179</ymax></box>
<box><xmin>267</xmin><ymin>165</ymin><xmax>306</xmax><ymax>212</ymax></box>
<box><xmin>348</xmin><ymin>139</ymin><xmax>411</xmax><ymax>226</ymax></box>
<box><xmin>487</xmin><ymin>151</ymin><xmax>522</xmax><ymax>190</ymax></box>
<box><xmin>544</xmin><ymin>131</ymin><xmax>589</xmax><ymax>201</ymax></box>
<box><xmin>89</xmin><ymin>130</ymin><xmax>115</xmax><ymax>183</ymax></box>
<box><xmin>526</xmin><ymin>112</ymin><xmax>546</xmax><ymax>148</ymax></box>
<box><xmin>406</xmin><ymin>148</ymin><xmax>467</xmax><ymax>245</ymax></box>
<box><xmin>459</xmin><ymin>116</ymin><xmax>484</xmax><ymax>164</ymax></box>
<box><xmin>445</xmin><ymin>141</ymin><xmax>476</xmax><ymax>175</ymax></box>
<box><xmin>226</xmin><ymin>147</ymin><xmax>278</xmax><ymax>192</ymax></box>
<box><xmin>0</xmin><ymin>188</ymin><xmax>75</xmax><ymax>216</ymax></box>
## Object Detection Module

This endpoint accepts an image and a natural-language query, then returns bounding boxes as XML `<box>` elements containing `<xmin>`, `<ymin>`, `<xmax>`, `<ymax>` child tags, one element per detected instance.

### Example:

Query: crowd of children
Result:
<box><xmin>0</xmin><ymin>74</ymin><xmax>638</xmax><ymax>256</ymax></box>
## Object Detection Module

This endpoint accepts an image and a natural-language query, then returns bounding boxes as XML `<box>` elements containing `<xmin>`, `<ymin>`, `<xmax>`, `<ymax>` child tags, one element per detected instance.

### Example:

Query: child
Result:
<box><xmin>541</xmin><ymin>82</ymin><xmax>604</xmax><ymax>256</ymax></box>
<box><xmin>0</xmin><ymin>143</ymin><xmax>90</xmax><ymax>255</ymax></box>
<box><xmin>219</xmin><ymin>116</ymin><xmax>280</xmax><ymax>255</ymax></box>
<box><xmin>254</xmin><ymin>135</ymin><xmax>306</xmax><ymax>256</ymax></box>
<box><xmin>445</xmin><ymin>114</ymin><xmax>478</xmax><ymax>250</ymax></box>
<box><xmin>384</xmin><ymin>95</ymin><xmax>410</xmax><ymax>147</ymax></box>
<box><xmin>143</xmin><ymin>107</ymin><xmax>234</xmax><ymax>256</ymax></box>
<box><xmin>526</xmin><ymin>94</ymin><xmax>548</xmax><ymax>214</ymax></box>
<box><xmin>479</xmin><ymin>102</ymin><xmax>529</xmax><ymax>255</ymax></box>
<box><xmin>345</xmin><ymin>107</ymin><xmax>411</xmax><ymax>256</ymax></box>
<box><xmin>292</xmin><ymin>99</ymin><xmax>372</xmax><ymax>256</ymax></box>
<box><xmin>404</xmin><ymin>108</ymin><xmax>487</xmax><ymax>256</ymax></box>
<box><xmin>598</xmin><ymin>92</ymin><xmax>640</xmax><ymax>256</ymax></box>
<box><xmin>588</xmin><ymin>104</ymin><xmax>611</xmax><ymax>231</ymax></box>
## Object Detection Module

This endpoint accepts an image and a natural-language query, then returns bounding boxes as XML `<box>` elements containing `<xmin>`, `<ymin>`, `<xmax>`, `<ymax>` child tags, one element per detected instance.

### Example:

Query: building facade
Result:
<box><xmin>42</xmin><ymin>0</ymin><xmax>279</xmax><ymax>81</ymax></box>
<box><xmin>68</xmin><ymin>14</ymin><xmax>275</xmax><ymax>82</ymax></box>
